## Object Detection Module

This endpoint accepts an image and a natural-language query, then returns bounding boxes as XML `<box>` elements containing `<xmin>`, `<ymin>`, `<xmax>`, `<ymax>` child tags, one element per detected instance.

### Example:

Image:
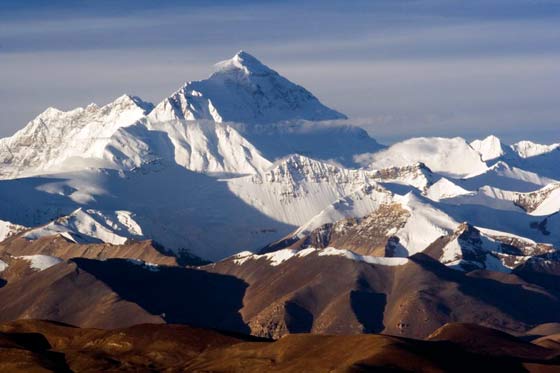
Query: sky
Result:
<box><xmin>0</xmin><ymin>0</ymin><xmax>559</xmax><ymax>144</ymax></box>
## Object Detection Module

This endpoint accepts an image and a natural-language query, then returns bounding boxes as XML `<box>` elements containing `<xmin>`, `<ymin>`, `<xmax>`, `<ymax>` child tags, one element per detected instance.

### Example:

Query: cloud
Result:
<box><xmin>0</xmin><ymin>0</ymin><xmax>559</xmax><ymax>144</ymax></box>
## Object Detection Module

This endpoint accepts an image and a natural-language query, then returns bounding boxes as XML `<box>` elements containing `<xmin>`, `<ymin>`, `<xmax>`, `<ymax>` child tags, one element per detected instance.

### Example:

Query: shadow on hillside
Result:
<box><xmin>284</xmin><ymin>301</ymin><xmax>314</xmax><ymax>333</ymax></box>
<box><xmin>350</xmin><ymin>275</ymin><xmax>386</xmax><ymax>333</ymax></box>
<box><xmin>350</xmin><ymin>290</ymin><xmax>386</xmax><ymax>333</ymax></box>
<box><xmin>73</xmin><ymin>258</ymin><xmax>250</xmax><ymax>334</ymax></box>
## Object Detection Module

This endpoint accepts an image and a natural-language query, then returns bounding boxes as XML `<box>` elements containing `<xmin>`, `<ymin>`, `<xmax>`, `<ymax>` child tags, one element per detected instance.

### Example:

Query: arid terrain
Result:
<box><xmin>1</xmin><ymin>320</ymin><xmax>560</xmax><ymax>372</ymax></box>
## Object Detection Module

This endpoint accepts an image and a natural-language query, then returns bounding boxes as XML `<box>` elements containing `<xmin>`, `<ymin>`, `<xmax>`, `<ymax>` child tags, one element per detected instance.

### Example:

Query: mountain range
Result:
<box><xmin>0</xmin><ymin>52</ymin><xmax>560</xmax><ymax>367</ymax></box>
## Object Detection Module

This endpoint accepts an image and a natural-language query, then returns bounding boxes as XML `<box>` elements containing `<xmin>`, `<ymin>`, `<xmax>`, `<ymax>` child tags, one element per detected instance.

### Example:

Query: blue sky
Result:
<box><xmin>1</xmin><ymin>0</ymin><xmax>559</xmax><ymax>144</ymax></box>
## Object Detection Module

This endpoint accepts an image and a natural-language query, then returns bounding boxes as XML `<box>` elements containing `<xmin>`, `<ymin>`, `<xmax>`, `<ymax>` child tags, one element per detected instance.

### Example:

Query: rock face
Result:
<box><xmin>423</xmin><ymin>223</ymin><xmax>556</xmax><ymax>272</ymax></box>
<box><xmin>261</xmin><ymin>203</ymin><xmax>411</xmax><ymax>257</ymax></box>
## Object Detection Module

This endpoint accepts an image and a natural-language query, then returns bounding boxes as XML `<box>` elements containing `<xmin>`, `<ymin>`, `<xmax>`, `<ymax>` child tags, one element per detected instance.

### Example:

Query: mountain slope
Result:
<box><xmin>108</xmin><ymin>119</ymin><xmax>272</xmax><ymax>176</ymax></box>
<box><xmin>226</xmin><ymin>155</ymin><xmax>380</xmax><ymax>226</ymax></box>
<box><xmin>208</xmin><ymin>250</ymin><xmax>560</xmax><ymax>339</ymax></box>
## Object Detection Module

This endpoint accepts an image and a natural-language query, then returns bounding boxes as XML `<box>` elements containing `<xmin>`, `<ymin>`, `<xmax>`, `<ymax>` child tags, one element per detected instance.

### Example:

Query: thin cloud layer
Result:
<box><xmin>0</xmin><ymin>0</ymin><xmax>559</xmax><ymax>144</ymax></box>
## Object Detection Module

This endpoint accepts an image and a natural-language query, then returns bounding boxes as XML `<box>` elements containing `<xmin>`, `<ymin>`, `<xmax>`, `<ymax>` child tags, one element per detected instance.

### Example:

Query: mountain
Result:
<box><xmin>208</xmin><ymin>250</ymin><xmax>560</xmax><ymax>339</ymax></box>
<box><xmin>470</xmin><ymin>136</ymin><xmax>560</xmax><ymax>180</ymax></box>
<box><xmin>122</xmin><ymin>119</ymin><xmax>273</xmax><ymax>176</ymax></box>
<box><xmin>148</xmin><ymin>51</ymin><xmax>347</xmax><ymax>124</ymax></box>
<box><xmin>511</xmin><ymin>140</ymin><xmax>560</xmax><ymax>158</ymax></box>
<box><xmin>144</xmin><ymin>51</ymin><xmax>380</xmax><ymax>168</ymax></box>
<box><xmin>423</xmin><ymin>223</ymin><xmax>556</xmax><ymax>272</ymax></box>
<box><xmin>286</xmin><ymin>189</ymin><xmax>463</xmax><ymax>257</ymax></box>
<box><xmin>22</xmin><ymin>208</ymin><xmax>144</xmax><ymax>244</ymax></box>
<box><xmin>226</xmin><ymin>155</ymin><xmax>382</xmax><ymax>226</ymax></box>
<box><xmin>461</xmin><ymin>161</ymin><xmax>556</xmax><ymax>193</ymax></box>
<box><xmin>0</xmin><ymin>95</ymin><xmax>153</xmax><ymax>179</ymax></box>
<box><xmin>0</xmin><ymin>52</ymin><xmax>379</xmax><ymax>179</ymax></box>
<box><xmin>0</xmin><ymin>51</ymin><xmax>559</xmax><ymax>357</ymax></box>
<box><xmin>470</xmin><ymin>135</ymin><xmax>506</xmax><ymax>161</ymax></box>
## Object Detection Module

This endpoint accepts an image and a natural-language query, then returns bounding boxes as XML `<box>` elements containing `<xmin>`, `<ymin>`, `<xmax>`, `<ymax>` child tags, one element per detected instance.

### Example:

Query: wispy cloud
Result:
<box><xmin>0</xmin><ymin>0</ymin><xmax>559</xmax><ymax>144</ymax></box>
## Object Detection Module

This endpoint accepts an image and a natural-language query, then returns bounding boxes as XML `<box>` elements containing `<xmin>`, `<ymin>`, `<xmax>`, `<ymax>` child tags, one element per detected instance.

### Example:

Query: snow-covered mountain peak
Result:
<box><xmin>85</xmin><ymin>103</ymin><xmax>99</xmax><ymax>112</ymax></box>
<box><xmin>23</xmin><ymin>208</ymin><xmax>144</xmax><ymax>245</ymax></box>
<box><xmin>149</xmin><ymin>52</ymin><xmax>347</xmax><ymax>124</ymax></box>
<box><xmin>470</xmin><ymin>135</ymin><xmax>505</xmax><ymax>161</ymax></box>
<box><xmin>0</xmin><ymin>94</ymin><xmax>153</xmax><ymax>178</ymax></box>
<box><xmin>38</xmin><ymin>107</ymin><xmax>63</xmax><ymax>118</ymax></box>
<box><xmin>425</xmin><ymin>177</ymin><xmax>472</xmax><ymax>201</ymax></box>
<box><xmin>511</xmin><ymin>140</ymin><xmax>560</xmax><ymax>158</ymax></box>
<box><xmin>213</xmin><ymin>50</ymin><xmax>274</xmax><ymax>77</ymax></box>
<box><xmin>108</xmin><ymin>94</ymin><xmax>154</xmax><ymax>113</ymax></box>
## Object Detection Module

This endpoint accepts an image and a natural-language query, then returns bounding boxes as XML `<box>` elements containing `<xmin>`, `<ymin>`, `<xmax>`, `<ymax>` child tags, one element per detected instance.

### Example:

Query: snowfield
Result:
<box><xmin>16</xmin><ymin>255</ymin><xmax>63</xmax><ymax>271</ymax></box>
<box><xmin>0</xmin><ymin>51</ymin><xmax>557</xmax><ymax>265</ymax></box>
<box><xmin>230</xmin><ymin>247</ymin><xmax>409</xmax><ymax>267</ymax></box>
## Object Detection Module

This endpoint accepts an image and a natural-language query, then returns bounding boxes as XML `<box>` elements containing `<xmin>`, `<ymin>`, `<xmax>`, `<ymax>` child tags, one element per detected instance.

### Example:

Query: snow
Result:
<box><xmin>226</xmin><ymin>155</ymin><xmax>380</xmax><ymax>226</ymax></box>
<box><xmin>511</xmin><ymin>140</ymin><xmax>560</xmax><ymax>158</ymax></box>
<box><xmin>372</xmin><ymin>163</ymin><xmax>435</xmax><ymax>191</ymax></box>
<box><xmin>0</xmin><ymin>259</ymin><xmax>7</xmax><ymax>272</ymax></box>
<box><xmin>232</xmin><ymin>120</ymin><xmax>383</xmax><ymax>168</ymax></box>
<box><xmin>425</xmin><ymin>178</ymin><xmax>472</xmax><ymax>201</ymax></box>
<box><xmin>531</xmin><ymin>186</ymin><xmax>560</xmax><ymax>216</ymax></box>
<box><xmin>0</xmin><ymin>95</ymin><xmax>152</xmax><ymax>179</ymax></box>
<box><xmin>392</xmin><ymin>193</ymin><xmax>459</xmax><ymax>255</ymax></box>
<box><xmin>0</xmin><ymin>219</ymin><xmax>26</xmax><ymax>242</ymax></box>
<box><xmin>460</xmin><ymin>161</ymin><xmax>556</xmax><ymax>192</ymax></box>
<box><xmin>438</xmin><ymin>225</ymin><xmax>541</xmax><ymax>273</ymax></box>
<box><xmin>293</xmin><ymin>188</ymin><xmax>460</xmax><ymax>257</ymax></box>
<box><xmin>143</xmin><ymin>119</ymin><xmax>272</xmax><ymax>176</ymax></box>
<box><xmin>470</xmin><ymin>135</ymin><xmax>505</xmax><ymax>161</ymax></box>
<box><xmin>232</xmin><ymin>249</ymin><xmax>310</xmax><ymax>266</ymax></box>
<box><xmin>293</xmin><ymin>183</ymin><xmax>395</xmax><ymax>235</ymax></box>
<box><xmin>436</xmin><ymin>185</ymin><xmax>522</xmax><ymax>213</ymax></box>
<box><xmin>317</xmin><ymin>247</ymin><xmax>409</xmax><ymax>265</ymax></box>
<box><xmin>23</xmin><ymin>208</ymin><xmax>144</xmax><ymax>245</ymax></box>
<box><xmin>0</xmin><ymin>51</ymin><xmax>558</xmax><ymax>265</ymax></box>
<box><xmin>361</xmin><ymin>137</ymin><xmax>488</xmax><ymax>178</ymax></box>
<box><xmin>16</xmin><ymin>255</ymin><xmax>63</xmax><ymax>271</ymax></box>
<box><xmin>231</xmin><ymin>247</ymin><xmax>409</xmax><ymax>266</ymax></box>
